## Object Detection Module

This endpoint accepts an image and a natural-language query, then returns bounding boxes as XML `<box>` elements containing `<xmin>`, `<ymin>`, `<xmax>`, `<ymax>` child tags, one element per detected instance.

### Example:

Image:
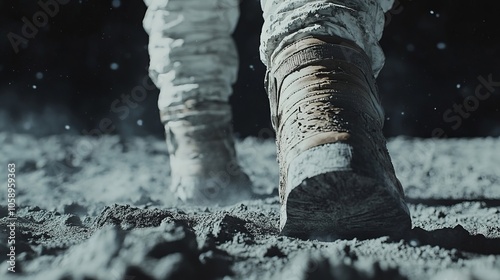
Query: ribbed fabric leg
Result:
<box><xmin>259</xmin><ymin>0</ymin><xmax>394</xmax><ymax>76</ymax></box>
<box><xmin>143</xmin><ymin>0</ymin><xmax>252</xmax><ymax>204</ymax></box>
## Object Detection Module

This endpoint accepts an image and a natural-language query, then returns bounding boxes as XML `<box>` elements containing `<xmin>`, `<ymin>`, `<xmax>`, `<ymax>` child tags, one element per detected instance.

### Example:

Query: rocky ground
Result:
<box><xmin>1</xmin><ymin>133</ymin><xmax>499</xmax><ymax>280</ymax></box>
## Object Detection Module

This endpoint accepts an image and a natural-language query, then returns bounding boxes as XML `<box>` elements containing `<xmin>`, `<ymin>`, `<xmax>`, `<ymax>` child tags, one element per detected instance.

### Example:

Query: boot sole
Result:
<box><xmin>281</xmin><ymin>144</ymin><xmax>411</xmax><ymax>240</ymax></box>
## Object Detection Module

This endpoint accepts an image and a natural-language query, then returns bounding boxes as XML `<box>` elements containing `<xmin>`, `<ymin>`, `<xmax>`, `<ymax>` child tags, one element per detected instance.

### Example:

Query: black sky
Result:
<box><xmin>1</xmin><ymin>0</ymin><xmax>499</xmax><ymax>138</ymax></box>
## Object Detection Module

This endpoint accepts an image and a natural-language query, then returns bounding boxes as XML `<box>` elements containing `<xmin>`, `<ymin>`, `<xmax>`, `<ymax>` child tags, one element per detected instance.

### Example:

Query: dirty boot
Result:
<box><xmin>267</xmin><ymin>36</ymin><xmax>411</xmax><ymax>239</ymax></box>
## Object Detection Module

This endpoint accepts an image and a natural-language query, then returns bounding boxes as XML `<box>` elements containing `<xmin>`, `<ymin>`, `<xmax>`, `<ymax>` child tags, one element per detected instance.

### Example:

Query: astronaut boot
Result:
<box><xmin>143</xmin><ymin>0</ymin><xmax>253</xmax><ymax>205</ymax></box>
<box><xmin>267</xmin><ymin>36</ymin><xmax>411</xmax><ymax>239</ymax></box>
<box><xmin>163</xmin><ymin>101</ymin><xmax>253</xmax><ymax>205</ymax></box>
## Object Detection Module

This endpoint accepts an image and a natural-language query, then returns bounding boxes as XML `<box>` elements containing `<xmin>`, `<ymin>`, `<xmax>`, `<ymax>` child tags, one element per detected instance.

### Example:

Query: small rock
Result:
<box><xmin>264</xmin><ymin>245</ymin><xmax>286</xmax><ymax>258</ymax></box>
<box><xmin>63</xmin><ymin>215</ymin><xmax>82</xmax><ymax>226</ymax></box>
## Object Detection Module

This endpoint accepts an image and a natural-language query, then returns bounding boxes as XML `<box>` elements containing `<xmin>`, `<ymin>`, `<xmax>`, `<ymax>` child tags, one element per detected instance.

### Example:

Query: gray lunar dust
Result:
<box><xmin>1</xmin><ymin>133</ymin><xmax>500</xmax><ymax>279</ymax></box>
